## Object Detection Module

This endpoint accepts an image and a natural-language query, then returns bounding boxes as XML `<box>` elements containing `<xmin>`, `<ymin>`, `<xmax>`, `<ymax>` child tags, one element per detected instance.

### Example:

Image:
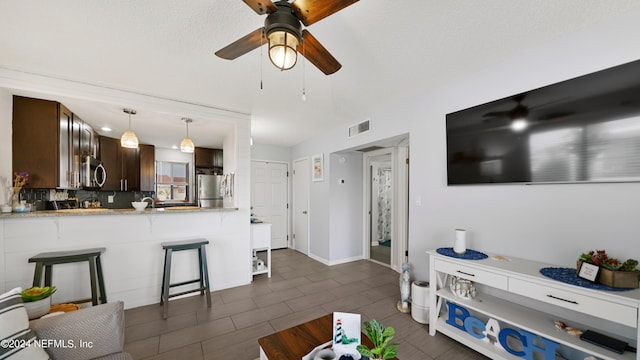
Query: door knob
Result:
<box><xmin>302</xmin><ymin>211</ymin><xmax>308</xmax><ymax>214</ymax></box>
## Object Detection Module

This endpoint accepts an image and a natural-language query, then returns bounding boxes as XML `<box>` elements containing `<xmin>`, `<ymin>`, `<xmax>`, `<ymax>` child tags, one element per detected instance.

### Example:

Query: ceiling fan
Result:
<box><xmin>483</xmin><ymin>94</ymin><xmax>573</xmax><ymax>131</ymax></box>
<box><xmin>215</xmin><ymin>0</ymin><xmax>359</xmax><ymax>75</ymax></box>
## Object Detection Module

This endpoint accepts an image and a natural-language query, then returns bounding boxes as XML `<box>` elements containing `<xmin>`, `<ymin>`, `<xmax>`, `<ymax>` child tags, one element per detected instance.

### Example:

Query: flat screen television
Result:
<box><xmin>446</xmin><ymin>59</ymin><xmax>640</xmax><ymax>185</ymax></box>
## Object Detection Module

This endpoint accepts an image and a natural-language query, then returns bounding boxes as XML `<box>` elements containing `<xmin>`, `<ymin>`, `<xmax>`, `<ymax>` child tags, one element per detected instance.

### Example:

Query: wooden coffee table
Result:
<box><xmin>258</xmin><ymin>314</ymin><xmax>398</xmax><ymax>359</ymax></box>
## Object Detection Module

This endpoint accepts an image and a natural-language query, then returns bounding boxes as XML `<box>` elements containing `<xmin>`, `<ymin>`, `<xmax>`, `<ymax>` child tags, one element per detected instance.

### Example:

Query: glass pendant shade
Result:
<box><xmin>180</xmin><ymin>137</ymin><xmax>195</xmax><ymax>153</ymax></box>
<box><xmin>121</xmin><ymin>130</ymin><xmax>139</xmax><ymax>148</ymax></box>
<box><xmin>121</xmin><ymin>109</ymin><xmax>139</xmax><ymax>148</ymax></box>
<box><xmin>180</xmin><ymin>118</ymin><xmax>195</xmax><ymax>153</ymax></box>
<box><xmin>268</xmin><ymin>30</ymin><xmax>299</xmax><ymax>70</ymax></box>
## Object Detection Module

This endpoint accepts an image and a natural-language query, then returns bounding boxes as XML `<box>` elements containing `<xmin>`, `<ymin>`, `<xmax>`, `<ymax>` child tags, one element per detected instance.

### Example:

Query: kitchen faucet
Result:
<box><xmin>141</xmin><ymin>197</ymin><xmax>155</xmax><ymax>208</ymax></box>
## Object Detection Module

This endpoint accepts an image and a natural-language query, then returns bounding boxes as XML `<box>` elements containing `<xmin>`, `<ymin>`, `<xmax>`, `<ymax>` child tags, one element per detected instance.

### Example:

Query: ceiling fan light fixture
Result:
<box><xmin>511</xmin><ymin>118</ymin><xmax>528</xmax><ymax>132</ymax></box>
<box><xmin>180</xmin><ymin>118</ymin><xmax>195</xmax><ymax>153</ymax></box>
<box><xmin>121</xmin><ymin>108</ymin><xmax>139</xmax><ymax>149</ymax></box>
<box><xmin>268</xmin><ymin>30</ymin><xmax>299</xmax><ymax>70</ymax></box>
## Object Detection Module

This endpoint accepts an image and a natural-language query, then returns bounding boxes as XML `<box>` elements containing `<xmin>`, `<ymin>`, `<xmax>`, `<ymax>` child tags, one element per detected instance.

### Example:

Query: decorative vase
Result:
<box><xmin>454</xmin><ymin>229</ymin><xmax>466</xmax><ymax>254</ymax></box>
<box><xmin>11</xmin><ymin>187</ymin><xmax>21</xmax><ymax>208</ymax></box>
<box><xmin>23</xmin><ymin>297</ymin><xmax>51</xmax><ymax>320</ymax></box>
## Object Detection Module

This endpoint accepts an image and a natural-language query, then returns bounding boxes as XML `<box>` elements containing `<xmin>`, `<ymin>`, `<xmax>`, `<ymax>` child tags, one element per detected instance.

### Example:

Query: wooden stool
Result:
<box><xmin>160</xmin><ymin>239</ymin><xmax>211</xmax><ymax>319</ymax></box>
<box><xmin>29</xmin><ymin>248</ymin><xmax>107</xmax><ymax>306</ymax></box>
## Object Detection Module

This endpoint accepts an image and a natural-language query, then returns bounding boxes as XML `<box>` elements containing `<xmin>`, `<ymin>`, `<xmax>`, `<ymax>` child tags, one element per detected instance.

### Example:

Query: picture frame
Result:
<box><xmin>312</xmin><ymin>153</ymin><xmax>324</xmax><ymax>182</ymax></box>
<box><xmin>578</xmin><ymin>261</ymin><xmax>600</xmax><ymax>282</ymax></box>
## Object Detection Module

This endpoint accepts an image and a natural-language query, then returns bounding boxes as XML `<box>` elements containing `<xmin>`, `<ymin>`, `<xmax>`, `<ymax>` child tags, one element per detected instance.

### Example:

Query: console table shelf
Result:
<box><xmin>428</xmin><ymin>250</ymin><xmax>640</xmax><ymax>360</ymax></box>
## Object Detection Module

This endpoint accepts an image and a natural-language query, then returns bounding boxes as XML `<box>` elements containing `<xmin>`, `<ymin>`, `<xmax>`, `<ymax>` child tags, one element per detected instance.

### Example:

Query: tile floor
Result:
<box><xmin>123</xmin><ymin>249</ymin><xmax>488</xmax><ymax>360</ymax></box>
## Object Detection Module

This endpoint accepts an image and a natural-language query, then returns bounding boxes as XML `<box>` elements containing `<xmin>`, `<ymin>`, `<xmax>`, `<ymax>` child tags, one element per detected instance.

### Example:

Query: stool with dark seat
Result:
<box><xmin>28</xmin><ymin>247</ymin><xmax>107</xmax><ymax>306</ymax></box>
<box><xmin>160</xmin><ymin>239</ymin><xmax>211</xmax><ymax>319</ymax></box>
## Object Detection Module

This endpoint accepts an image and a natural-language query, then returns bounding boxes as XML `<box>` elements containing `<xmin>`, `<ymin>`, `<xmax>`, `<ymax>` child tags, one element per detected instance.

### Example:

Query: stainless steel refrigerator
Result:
<box><xmin>197</xmin><ymin>175</ymin><xmax>223</xmax><ymax>208</ymax></box>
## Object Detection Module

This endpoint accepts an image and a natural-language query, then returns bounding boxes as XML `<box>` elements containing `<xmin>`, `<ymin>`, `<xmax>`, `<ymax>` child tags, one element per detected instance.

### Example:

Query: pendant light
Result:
<box><xmin>180</xmin><ymin>118</ymin><xmax>195</xmax><ymax>153</ymax></box>
<box><xmin>120</xmin><ymin>108</ymin><xmax>139</xmax><ymax>149</ymax></box>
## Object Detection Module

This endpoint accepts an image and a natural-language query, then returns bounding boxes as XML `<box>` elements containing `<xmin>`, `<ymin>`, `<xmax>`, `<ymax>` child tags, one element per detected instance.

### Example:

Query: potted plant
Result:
<box><xmin>22</xmin><ymin>286</ymin><xmax>56</xmax><ymax>319</ymax></box>
<box><xmin>578</xmin><ymin>250</ymin><xmax>639</xmax><ymax>288</ymax></box>
<box><xmin>356</xmin><ymin>319</ymin><xmax>398</xmax><ymax>360</ymax></box>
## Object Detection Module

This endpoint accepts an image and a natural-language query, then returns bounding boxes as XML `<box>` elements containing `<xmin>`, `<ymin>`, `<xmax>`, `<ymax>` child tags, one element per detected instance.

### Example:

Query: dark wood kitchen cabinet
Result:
<box><xmin>12</xmin><ymin>96</ymin><xmax>88</xmax><ymax>189</ymax></box>
<box><xmin>12</xmin><ymin>96</ymin><xmax>60</xmax><ymax>188</ymax></box>
<box><xmin>195</xmin><ymin>147</ymin><xmax>223</xmax><ymax>173</ymax></box>
<box><xmin>99</xmin><ymin>136</ymin><xmax>154</xmax><ymax>192</ymax></box>
<box><xmin>139</xmin><ymin>144</ymin><xmax>155</xmax><ymax>192</ymax></box>
<box><xmin>13</xmin><ymin>95</ymin><xmax>100</xmax><ymax>189</ymax></box>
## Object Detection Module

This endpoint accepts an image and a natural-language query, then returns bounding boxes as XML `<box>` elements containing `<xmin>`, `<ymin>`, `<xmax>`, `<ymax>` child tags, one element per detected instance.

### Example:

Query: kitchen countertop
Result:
<box><xmin>0</xmin><ymin>206</ymin><xmax>239</xmax><ymax>218</ymax></box>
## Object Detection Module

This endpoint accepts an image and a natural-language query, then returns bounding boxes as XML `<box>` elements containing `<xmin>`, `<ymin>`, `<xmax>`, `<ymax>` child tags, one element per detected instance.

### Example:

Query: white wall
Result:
<box><xmin>251</xmin><ymin>143</ymin><xmax>291</xmax><ymax>163</ymax></box>
<box><xmin>293</xmin><ymin>8</ymin><xmax>640</xmax><ymax>280</ymax></box>
<box><xmin>329</xmin><ymin>152</ymin><xmax>363</xmax><ymax>264</ymax></box>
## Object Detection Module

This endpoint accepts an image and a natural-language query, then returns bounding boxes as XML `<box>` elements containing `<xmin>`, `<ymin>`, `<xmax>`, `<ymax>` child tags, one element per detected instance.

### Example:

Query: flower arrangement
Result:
<box><xmin>13</xmin><ymin>172</ymin><xmax>29</xmax><ymax>190</ymax></box>
<box><xmin>21</xmin><ymin>286</ymin><xmax>56</xmax><ymax>302</ymax></box>
<box><xmin>578</xmin><ymin>250</ymin><xmax>638</xmax><ymax>272</ymax></box>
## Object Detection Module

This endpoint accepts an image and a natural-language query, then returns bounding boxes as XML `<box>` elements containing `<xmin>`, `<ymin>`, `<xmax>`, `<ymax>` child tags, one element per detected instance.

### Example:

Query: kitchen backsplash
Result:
<box><xmin>18</xmin><ymin>188</ymin><xmax>155</xmax><ymax>210</ymax></box>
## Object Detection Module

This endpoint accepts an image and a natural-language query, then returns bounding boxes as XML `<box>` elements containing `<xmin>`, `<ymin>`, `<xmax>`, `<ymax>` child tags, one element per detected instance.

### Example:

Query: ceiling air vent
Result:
<box><xmin>348</xmin><ymin>119</ymin><xmax>371</xmax><ymax>138</ymax></box>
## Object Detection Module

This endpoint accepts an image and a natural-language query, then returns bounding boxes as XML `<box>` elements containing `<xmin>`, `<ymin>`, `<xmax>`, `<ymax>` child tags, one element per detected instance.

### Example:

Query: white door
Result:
<box><xmin>251</xmin><ymin>161</ymin><xmax>289</xmax><ymax>249</ymax></box>
<box><xmin>293</xmin><ymin>158</ymin><xmax>309</xmax><ymax>255</ymax></box>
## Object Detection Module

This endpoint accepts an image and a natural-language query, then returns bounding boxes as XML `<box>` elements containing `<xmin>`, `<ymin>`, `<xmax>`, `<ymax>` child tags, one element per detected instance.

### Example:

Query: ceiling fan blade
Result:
<box><xmin>291</xmin><ymin>0</ymin><xmax>359</xmax><ymax>26</ymax></box>
<box><xmin>483</xmin><ymin>111</ymin><xmax>510</xmax><ymax>118</ymax></box>
<box><xmin>299</xmin><ymin>30</ymin><xmax>341</xmax><ymax>75</ymax></box>
<box><xmin>242</xmin><ymin>0</ymin><xmax>277</xmax><ymax>15</ymax></box>
<box><xmin>537</xmin><ymin>111</ymin><xmax>574</xmax><ymax>122</ymax></box>
<box><xmin>215</xmin><ymin>28</ymin><xmax>265</xmax><ymax>60</ymax></box>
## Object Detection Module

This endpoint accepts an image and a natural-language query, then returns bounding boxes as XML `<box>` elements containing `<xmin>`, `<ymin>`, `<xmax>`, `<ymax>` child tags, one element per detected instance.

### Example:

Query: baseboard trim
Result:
<box><xmin>308</xmin><ymin>253</ymin><xmax>364</xmax><ymax>266</ymax></box>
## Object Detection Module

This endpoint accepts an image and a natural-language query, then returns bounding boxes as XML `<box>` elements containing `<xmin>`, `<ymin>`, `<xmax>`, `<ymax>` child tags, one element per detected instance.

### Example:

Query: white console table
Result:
<box><xmin>428</xmin><ymin>249</ymin><xmax>640</xmax><ymax>360</ymax></box>
<box><xmin>251</xmin><ymin>223</ymin><xmax>272</xmax><ymax>278</ymax></box>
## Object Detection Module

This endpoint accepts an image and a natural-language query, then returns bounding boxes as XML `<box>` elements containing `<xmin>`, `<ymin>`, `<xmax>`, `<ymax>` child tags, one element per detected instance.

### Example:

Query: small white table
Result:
<box><xmin>251</xmin><ymin>223</ymin><xmax>271</xmax><ymax>278</ymax></box>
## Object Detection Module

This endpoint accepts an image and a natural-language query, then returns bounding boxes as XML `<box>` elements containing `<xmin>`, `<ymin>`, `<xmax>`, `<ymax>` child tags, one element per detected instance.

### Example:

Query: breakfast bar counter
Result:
<box><xmin>0</xmin><ymin>206</ymin><xmax>251</xmax><ymax>309</ymax></box>
<box><xmin>0</xmin><ymin>206</ymin><xmax>239</xmax><ymax>218</ymax></box>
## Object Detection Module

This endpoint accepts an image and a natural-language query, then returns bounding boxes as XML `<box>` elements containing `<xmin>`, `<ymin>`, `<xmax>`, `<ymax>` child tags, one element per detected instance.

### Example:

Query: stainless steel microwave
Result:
<box><xmin>82</xmin><ymin>156</ymin><xmax>106</xmax><ymax>190</ymax></box>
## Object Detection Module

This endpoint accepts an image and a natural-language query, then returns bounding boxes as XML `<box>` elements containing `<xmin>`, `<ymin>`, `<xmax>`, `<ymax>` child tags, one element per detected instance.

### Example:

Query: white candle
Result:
<box><xmin>454</xmin><ymin>229</ymin><xmax>467</xmax><ymax>254</ymax></box>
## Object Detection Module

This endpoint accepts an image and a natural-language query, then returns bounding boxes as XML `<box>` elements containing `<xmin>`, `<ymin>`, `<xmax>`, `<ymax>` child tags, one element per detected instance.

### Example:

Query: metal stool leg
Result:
<box><xmin>96</xmin><ymin>255</ymin><xmax>107</xmax><ymax>304</ymax></box>
<box><xmin>200</xmin><ymin>245</ymin><xmax>211</xmax><ymax>308</ymax></box>
<box><xmin>198</xmin><ymin>247</ymin><xmax>205</xmax><ymax>296</ymax></box>
<box><xmin>160</xmin><ymin>249</ymin><xmax>168</xmax><ymax>305</ymax></box>
<box><xmin>32</xmin><ymin>262</ymin><xmax>44</xmax><ymax>287</ymax></box>
<box><xmin>44</xmin><ymin>264</ymin><xmax>53</xmax><ymax>286</ymax></box>
<box><xmin>162</xmin><ymin>248</ymin><xmax>173</xmax><ymax>319</ymax></box>
<box><xmin>88</xmin><ymin>256</ymin><xmax>99</xmax><ymax>306</ymax></box>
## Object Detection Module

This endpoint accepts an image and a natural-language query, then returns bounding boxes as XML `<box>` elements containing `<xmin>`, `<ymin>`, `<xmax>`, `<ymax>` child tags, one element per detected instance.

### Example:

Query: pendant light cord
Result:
<box><xmin>301</xmin><ymin>39</ymin><xmax>306</xmax><ymax>101</ymax></box>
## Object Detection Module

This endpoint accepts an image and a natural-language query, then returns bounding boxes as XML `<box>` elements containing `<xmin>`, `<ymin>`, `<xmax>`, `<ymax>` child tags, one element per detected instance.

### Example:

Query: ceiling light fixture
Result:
<box><xmin>180</xmin><ymin>118</ymin><xmax>195</xmax><ymax>153</ymax></box>
<box><xmin>120</xmin><ymin>109</ymin><xmax>139</xmax><ymax>148</ymax></box>
<box><xmin>265</xmin><ymin>3</ymin><xmax>301</xmax><ymax>71</ymax></box>
<box><xmin>510</xmin><ymin>118</ymin><xmax>528</xmax><ymax>132</ymax></box>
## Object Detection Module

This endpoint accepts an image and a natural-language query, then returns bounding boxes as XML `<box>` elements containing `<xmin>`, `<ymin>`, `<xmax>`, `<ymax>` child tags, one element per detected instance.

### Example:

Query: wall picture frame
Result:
<box><xmin>312</xmin><ymin>153</ymin><xmax>324</xmax><ymax>182</ymax></box>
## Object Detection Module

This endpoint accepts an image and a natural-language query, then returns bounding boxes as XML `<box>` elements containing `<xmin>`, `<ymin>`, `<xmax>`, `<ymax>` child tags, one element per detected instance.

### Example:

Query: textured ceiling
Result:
<box><xmin>2</xmin><ymin>0</ymin><xmax>640</xmax><ymax>148</ymax></box>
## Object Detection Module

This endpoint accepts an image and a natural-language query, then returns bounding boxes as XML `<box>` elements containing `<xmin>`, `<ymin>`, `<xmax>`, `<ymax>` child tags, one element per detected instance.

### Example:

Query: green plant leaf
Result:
<box><xmin>383</xmin><ymin>344</ymin><xmax>398</xmax><ymax>359</ymax></box>
<box><xmin>356</xmin><ymin>344</ymin><xmax>373</xmax><ymax>357</ymax></box>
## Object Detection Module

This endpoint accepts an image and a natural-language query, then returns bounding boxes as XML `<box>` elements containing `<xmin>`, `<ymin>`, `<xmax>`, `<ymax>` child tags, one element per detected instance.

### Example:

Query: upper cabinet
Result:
<box><xmin>12</xmin><ymin>96</ymin><xmax>97</xmax><ymax>189</ymax></box>
<box><xmin>195</xmin><ymin>147</ymin><xmax>223</xmax><ymax>174</ymax></box>
<box><xmin>99</xmin><ymin>136</ymin><xmax>154</xmax><ymax>192</ymax></box>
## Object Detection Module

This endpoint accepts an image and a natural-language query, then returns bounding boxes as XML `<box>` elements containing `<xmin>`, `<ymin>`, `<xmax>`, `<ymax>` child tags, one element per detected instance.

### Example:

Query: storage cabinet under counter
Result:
<box><xmin>428</xmin><ymin>249</ymin><xmax>640</xmax><ymax>360</ymax></box>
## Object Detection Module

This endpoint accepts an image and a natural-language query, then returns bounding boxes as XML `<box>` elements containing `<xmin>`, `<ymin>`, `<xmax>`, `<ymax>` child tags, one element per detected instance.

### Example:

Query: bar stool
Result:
<box><xmin>28</xmin><ymin>248</ymin><xmax>107</xmax><ymax>306</ymax></box>
<box><xmin>160</xmin><ymin>239</ymin><xmax>211</xmax><ymax>319</ymax></box>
